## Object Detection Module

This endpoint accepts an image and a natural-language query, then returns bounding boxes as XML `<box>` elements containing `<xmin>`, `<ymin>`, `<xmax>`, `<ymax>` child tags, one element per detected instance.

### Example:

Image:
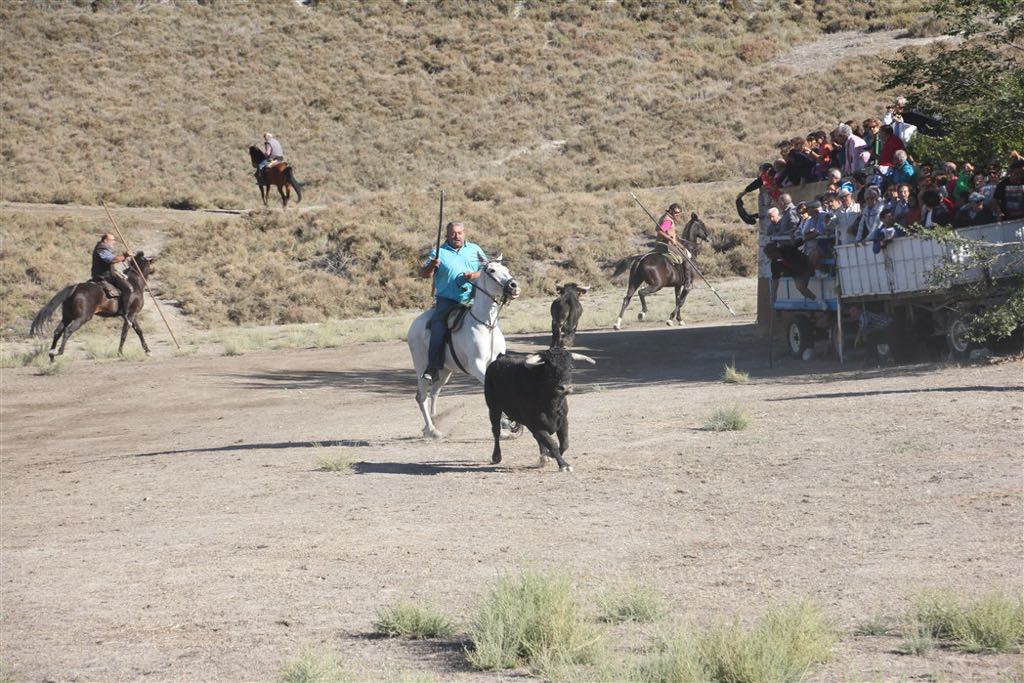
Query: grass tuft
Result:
<box><xmin>467</xmin><ymin>568</ymin><xmax>602</xmax><ymax>671</ymax></box>
<box><xmin>634</xmin><ymin>630</ymin><xmax>705</xmax><ymax>682</ymax></box>
<box><xmin>704</xmin><ymin>406</ymin><xmax>749</xmax><ymax>431</ymax></box>
<box><xmin>721</xmin><ymin>361</ymin><xmax>750</xmax><ymax>384</ymax></box>
<box><xmin>277</xmin><ymin>648</ymin><xmax>351</xmax><ymax>683</ymax></box>
<box><xmin>373</xmin><ymin>601</ymin><xmax>455</xmax><ymax>640</ymax></box>
<box><xmin>596</xmin><ymin>580</ymin><xmax>666</xmax><ymax>624</ymax></box>
<box><xmin>0</xmin><ymin>343</ymin><xmax>48</xmax><ymax>368</ymax></box>
<box><xmin>899</xmin><ymin>623</ymin><xmax>935</xmax><ymax>655</ymax></box>
<box><xmin>315</xmin><ymin>451</ymin><xmax>356</xmax><ymax>473</ymax></box>
<box><xmin>698</xmin><ymin>599</ymin><xmax>835</xmax><ymax>682</ymax></box>
<box><xmin>914</xmin><ymin>590</ymin><xmax>1024</xmax><ymax>654</ymax></box>
<box><xmin>854</xmin><ymin>615</ymin><xmax>892</xmax><ymax>636</ymax></box>
<box><xmin>32</xmin><ymin>354</ymin><xmax>69</xmax><ymax>375</ymax></box>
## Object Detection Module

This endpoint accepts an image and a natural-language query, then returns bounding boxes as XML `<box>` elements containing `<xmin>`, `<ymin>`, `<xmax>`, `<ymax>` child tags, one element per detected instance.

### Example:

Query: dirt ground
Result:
<box><xmin>1</xmin><ymin>320</ymin><xmax>1021</xmax><ymax>682</ymax></box>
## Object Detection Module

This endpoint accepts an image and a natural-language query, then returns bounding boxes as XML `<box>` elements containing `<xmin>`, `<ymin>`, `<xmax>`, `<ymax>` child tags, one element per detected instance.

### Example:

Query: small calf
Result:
<box><xmin>550</xmin><ymin>283</ymin><xmax>589</xmax><ymax>348</ymax></box>
<box><xmin>484</xmin><ymin>347</ymin><xmax>596</xmax><ymax>472</ymax></box>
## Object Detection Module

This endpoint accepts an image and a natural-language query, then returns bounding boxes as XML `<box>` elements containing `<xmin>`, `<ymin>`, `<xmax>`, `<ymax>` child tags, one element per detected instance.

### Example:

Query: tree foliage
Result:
<box><xmin>882</xmin><ymin>0</ymin><xmax>1024</xmax><ymax>163</ymax></box>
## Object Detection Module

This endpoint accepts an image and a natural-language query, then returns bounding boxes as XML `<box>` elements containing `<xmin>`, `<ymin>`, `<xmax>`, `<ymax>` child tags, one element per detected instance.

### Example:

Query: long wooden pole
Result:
<box><xmin>630</xmin><ymin>192</ymin><xmax>737</xmax><ymax>317</ymax></box>
<box><xmin>429</xmin><ymin>190</ymin><xmax>444</xmax><ymax>298</ymax></box>
<box><xmin>100</xmin><ymin>201</ymin><xmax>181</xmax><ymax>350</ymax></box>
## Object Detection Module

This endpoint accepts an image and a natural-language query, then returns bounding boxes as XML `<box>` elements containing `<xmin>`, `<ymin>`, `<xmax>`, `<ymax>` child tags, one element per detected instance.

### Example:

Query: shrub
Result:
<box><xmin>914</xmin><ymin>591</ymin><xmax>1024</xmax><ymax>654</ymax></box>
<box><xmin>899</xmin><ymin>623</ymin><xmax>935</xmax><ymax>656</ymax></box>
<box><xmin>277</xmin><ymin>648</ymin><xmax>351</xmax><ymax>683</ymax></box>
<box><xmin>853</xmin><ymin>615</ymin><xmax>891</xmax><ymax>636</ymax></box>
<box><xmin>315</xmin><ymin>453</ymin><xmax>355</xmax><ymax>473</ymax></box>
<box><xmin>704</xmin><ymin>406</ymin><xmax>749</xmax><ymax>431</ymax></box>
<box><xmin>721</xmin><ymin>362</ymin><xmax>749</xmax><ymax>384</ymax></box>
<box><xmin>467</xmin><ymin>568</ymin><xmax>602</xmax><ymax>672</ymax></box>
<box><xmin>698</xmin><ymin>599</ymin><xmax>835</xmax><ymax>682</ymax></box>
<box><xmin>373</xmin><ymin>601</ymin><xmax>455</xmax><ymax>640</ymax></box>
<box><xmin>596</xmin><ymin>580</ymin><xmax>666</xmax><ymax>624</ymax></box>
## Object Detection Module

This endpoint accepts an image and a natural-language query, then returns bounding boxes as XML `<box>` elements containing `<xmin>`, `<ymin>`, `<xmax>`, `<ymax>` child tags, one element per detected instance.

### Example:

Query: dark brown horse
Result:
<box><xmin>249</xmin><ymin>146</ymin><xmax>303</xmax><ymax>208</ymax></box>
<box><xmin>612</xmin><ymin>214</ymin><xmax>710</xmax><ymax>329</ymax></box>
<box><xmin>31</xmin><ymin>254</ymin><xmax>155</xmax><ymax>360</ymax></box>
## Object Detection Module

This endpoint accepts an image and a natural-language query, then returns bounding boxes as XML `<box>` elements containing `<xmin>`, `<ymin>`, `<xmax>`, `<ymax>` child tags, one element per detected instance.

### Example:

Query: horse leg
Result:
<box><xmin>638</xmin><ymin>288</ymin><xmax>650</xmax><ymax>321</ymax></box>
<box><xmin>675</xmin><ymin>287</ymin><xmax>691</xmax><ymax>325</ymax></box>
<box><xmin>614</xmin><ymin>281</ymin><xmax>638</xmax><ymax>330</ymax></box>
<box><xmin>277</xmin><ymin>184</ymin><xmax>287</xmax><ymax>209</ymax></box>
<box><xmin>416</xmin><ymin>377</ymin><xmax>443</xmax><ymax>439</ymax></box>
<box><xmin>118</xmin><ymin>318</ymin><xmax>130</xmax><ymax>355</ymax></box>
<box><xmin>429</xmin><ymin>369</ymin><xmax>453</xmax><ymax>418</ymax></box>
<box><xmin>48</xmin><ymin>321</ymin><xmax>67</xmax><ymax>359</ymax></box>
<box><xmin>129</xmin><ymin>316</ymin><xmax>151</xmax><ymax>354</ymax></box>
<box><xmin>56</xmin><ymin>318</ymin><xmax>85</xmax><ymax>358</ymax></box>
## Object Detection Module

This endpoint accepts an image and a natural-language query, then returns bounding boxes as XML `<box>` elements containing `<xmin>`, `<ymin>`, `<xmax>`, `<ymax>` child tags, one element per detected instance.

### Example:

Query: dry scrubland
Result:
<box><xmin>0</xmin><ymin>1</ymin><xmax>944</xmax><ymax>331</ymax></box>
<box><xmin>0</xmin><ymin>1</ymin><xmax>938</xmax><ymax>208</ymax></box>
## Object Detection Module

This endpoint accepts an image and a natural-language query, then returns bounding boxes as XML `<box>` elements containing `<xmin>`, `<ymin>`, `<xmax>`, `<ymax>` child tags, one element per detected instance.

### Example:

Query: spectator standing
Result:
<box><xmin>855</xmin><ymin>187</ymin><xmax>883</xmax><ymax>243</ymax></box>
<box><xmin>836</xmin><ymin>123</ymin><xmax>869</xmax><ymax>175</ymax></box>
<box><xmin>834</xmin><ymin>188</ymin><xmax>862</xmax><ymax>244</ymax></box>
<box><xmin>862</xmin><ymin>118</ymin><xmax>883</xmax><ymax>161</ymax></box>
<box><xmin>920</xmin><ymin>190</ymin><xmax>953</xmax><ymax>228</ymax></box>
<box><xmin>888</xmin><ymin>150</ymin><xmax>916</xmax><ymax>187</ymax></box>
<box><xmin>994</xmin><ymin>160</ymin><xmax>1024</xmax><ymax>220</ymax></box>
<box><xmin>892</xmin><ymin>184</ymin><xmax>913</xmax><ymax>225</ymax></box>
<box><xmin>877</xmin><ymin>125</ymin><xmax>905</xmax><ymax>167</ymax></box>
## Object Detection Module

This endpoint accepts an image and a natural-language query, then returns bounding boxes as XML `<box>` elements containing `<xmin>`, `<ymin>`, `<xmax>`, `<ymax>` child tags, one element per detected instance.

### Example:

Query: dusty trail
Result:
<box><xmin>1</xmin><ymin>321</ymin><xmax>1021</xmax><ymax>682</ymax></box>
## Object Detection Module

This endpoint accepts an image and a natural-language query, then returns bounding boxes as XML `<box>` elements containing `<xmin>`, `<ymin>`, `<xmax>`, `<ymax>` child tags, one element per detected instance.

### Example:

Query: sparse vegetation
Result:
<box><xmin>900</xmin><ymin>623</ymin><xmax>936</xmax><ymax>656</ymax></box>
<box><xmin>596</xmin><ymin>580</ymin><xmax>666</xmax><ymax>624</ymax></box>
<box><xmin>373</xmin><ymin>601</ymin><xmax>454</xmax><ymax>640</ymax></box>
<box><xmin>0</xmin><ymin>343</ymin><xmax>48</xmax><ymax>368</ymax></box>
<box><xmin>913</xmin><ymin>590</ymin><xmax>1024</xmax><ymax>654</ymax></box>
<box><xmin>32</xmin><ymin>354</ymin><xmax>68</xmax><ymax>375</ymax></box>
<box><xmin>314</xmin><ymin>448</ymin><xmax>356</xmax><ymax>473</ymax></box>
<box><xmin>721</xmin><ymin>361</ymin><xmax>750</xmax><ymax>384</ymax></box>
<box><xmin>854</xmin><ymin>615</ymin><xmax>892</xmax><ymax>637</ymax></box>
<box><xmin>704</xmin><ymin>406</ymin><xmax>749</xmax><ymax>431</ymax></box>
<box><xmin>467</xmin><ymin>568</ymin><xmax>602</xmax><ymax>672</ymax></box>
<box><xmin>277</xmin><ymin>648</ymin><xmax>350</xmax><ymax>683</ymax></box>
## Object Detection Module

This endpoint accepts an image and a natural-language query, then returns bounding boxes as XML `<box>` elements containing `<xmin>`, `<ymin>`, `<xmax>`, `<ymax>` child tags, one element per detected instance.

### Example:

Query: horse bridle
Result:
<box><xmin>469</xmin><ymin>266</ymin><xmax>517</xmax><ymax>328</ymax></box>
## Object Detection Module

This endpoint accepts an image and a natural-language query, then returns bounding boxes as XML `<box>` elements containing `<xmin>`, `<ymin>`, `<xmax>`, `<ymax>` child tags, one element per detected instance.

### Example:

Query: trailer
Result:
<box><xmin>768</xmin><ymin>219</ymin><xmax>1024</xmax><ymax>363</ymax></box>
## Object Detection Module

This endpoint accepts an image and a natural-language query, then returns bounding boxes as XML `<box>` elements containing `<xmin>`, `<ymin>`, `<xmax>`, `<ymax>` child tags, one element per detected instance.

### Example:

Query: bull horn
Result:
<box><xmin>524</xmin><ymin>353</ymin><xmax>545</xmax><ymax>367</ymax></box>
<box><xmin>570</xmin><ymin>353</ymin><xmax>596</xmax><ymax>365</ymax></box>
<box><xmin>578</xmin><ymin>285</ymin><xmax>590</xmax><ymax>294</ymax></box>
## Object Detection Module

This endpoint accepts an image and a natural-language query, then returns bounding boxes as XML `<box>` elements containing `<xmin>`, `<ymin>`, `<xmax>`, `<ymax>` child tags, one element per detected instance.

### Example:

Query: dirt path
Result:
<box><xmin>2</xmin><ymin>323</ymin><xmax>1021</xmax><ymax>681</ymax></box>
<box><xmin>770</xmin><ymin>29</ymin><xmax>950</xmax><ymax>71</ymax></box>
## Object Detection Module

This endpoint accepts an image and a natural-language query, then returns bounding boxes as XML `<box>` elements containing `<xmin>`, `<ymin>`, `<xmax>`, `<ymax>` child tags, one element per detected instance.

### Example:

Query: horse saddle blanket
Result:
<box><xmin>651</xmin><ymin>243</ymin><xmax>691</xmax><ymax>265</ymax></box>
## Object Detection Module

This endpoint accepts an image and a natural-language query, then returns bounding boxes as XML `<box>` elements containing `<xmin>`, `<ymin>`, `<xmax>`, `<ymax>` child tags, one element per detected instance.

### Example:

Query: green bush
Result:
<box><xmin>704</xmin><ymin>406</ymin><xmax>749</xmax><ymax>431</ymax></box>
<box><xmin>596</xmin><ymin>580</ymin><xmax>666</xmax><ymax>624</ymax></box>
<box><xmin>467</xmin><ymin>568</ymin><xmax>602</xmax><ymax>672</ymax></box>
<box><xmin>373</xmin><ymin>601</ymin><xmax>454</xmax><ymax>640</ymax></box>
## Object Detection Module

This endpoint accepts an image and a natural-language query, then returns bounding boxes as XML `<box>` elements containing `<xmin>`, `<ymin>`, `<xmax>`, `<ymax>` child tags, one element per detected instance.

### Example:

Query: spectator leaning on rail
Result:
<box><xmin>993</xmin><ymin>159</ymin><xmax>1024</xmax><ymax>220</ymax></box>
<box><xmin>763</xmin><ymin>206</ymin><xmax>819</xmax><ymax>305</ymax></box>
<box><xmin>892</xmin><ymin>183</ymin><xmax>913</xmax><ymax>225</ymax></box>
<box><xmin>855</xmin><ymin>186</ymin><xmax>883</xmax><ymax>244</ymax></box>
<box><xmin>870</xmin><ymin>209</ymin><xmax>906</xmax><ymax>254</ymax></box>
<box><xmin>954</xmin><ymin>192</ymin><xmax>997</xmax><ymax>228</ymax></box>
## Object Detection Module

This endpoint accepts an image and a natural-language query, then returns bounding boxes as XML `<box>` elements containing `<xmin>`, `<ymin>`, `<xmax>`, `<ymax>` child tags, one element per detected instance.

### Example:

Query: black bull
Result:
<box><xmin>484</xmin><ymin>348</ymin><xmax>596</xmax><ymax>473</ymax></box>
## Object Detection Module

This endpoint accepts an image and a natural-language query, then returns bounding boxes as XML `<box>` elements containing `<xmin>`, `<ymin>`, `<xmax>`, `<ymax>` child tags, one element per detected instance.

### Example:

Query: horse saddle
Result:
<box><xmin>94</xmin><ymin>280</ymin><xmax>120</xmax><ymax>299</ymax></box>
<box><xmin>651</xmin><ymin>242</ymin><xmax>691</xmax><ymax>265</ymax></box>
<box><xmin>445</xmin><ymin>305</ymin><xmax>471</xmax><ymax>334</ymax></box>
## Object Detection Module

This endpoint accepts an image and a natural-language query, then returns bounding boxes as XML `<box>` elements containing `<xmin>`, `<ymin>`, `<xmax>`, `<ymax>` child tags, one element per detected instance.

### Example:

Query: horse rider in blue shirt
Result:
<box><xmin>418</xmin><ymin>221</ymin><xmax>488</xmax><ymax>382</ymax></box>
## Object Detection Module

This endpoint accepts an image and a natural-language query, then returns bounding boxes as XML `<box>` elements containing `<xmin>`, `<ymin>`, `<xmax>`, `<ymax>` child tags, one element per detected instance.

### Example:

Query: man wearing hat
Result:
<box><xmin>834</xmin><ymin>188</ymin><xmax>861</xmax><ymax>245</ymax></box>
<box><xmin>954</xmin><ymin>192</ymin><xmax>997</xmax><ymax>228</ymax></box>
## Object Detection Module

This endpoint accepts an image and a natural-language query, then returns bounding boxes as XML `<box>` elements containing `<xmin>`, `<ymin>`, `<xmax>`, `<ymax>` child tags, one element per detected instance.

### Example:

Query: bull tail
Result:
<box><xmin>30</xmin><ymin>285</ymin><xmax>75</xmax><ymax>336</ymax></box>
<box><xmin>286</xmin><ymin>167</ymin><xmax>303</xmax><ymax>203</ymax></box>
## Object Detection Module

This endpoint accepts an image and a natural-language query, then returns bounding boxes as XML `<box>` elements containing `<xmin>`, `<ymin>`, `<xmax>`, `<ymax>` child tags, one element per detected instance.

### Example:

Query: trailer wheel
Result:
<box><xmin>787</xmin><ymin>315</ymin><xmax>813</xmax><ymax>359</ymax></box>
<box><xmin>945</xmin><ymin>312</ymin><xmax>975</xmax><ymax>361</ymax></box>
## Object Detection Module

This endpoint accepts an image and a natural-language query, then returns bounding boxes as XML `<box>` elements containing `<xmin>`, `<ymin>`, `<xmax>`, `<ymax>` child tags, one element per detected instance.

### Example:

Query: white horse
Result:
<box><xmin>408</xmin><ymin>257</ymin><xmax>520</xmax><ymax>438</ymax></box>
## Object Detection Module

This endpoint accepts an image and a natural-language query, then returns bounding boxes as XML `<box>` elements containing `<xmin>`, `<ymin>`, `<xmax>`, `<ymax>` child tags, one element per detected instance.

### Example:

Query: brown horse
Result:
<box><xmin>249</xmin><ymin>146</ymin><xmax>303</xmax><ymax>208</ymax></box>
<box><xmin>612</xmin><ymin>214</ymin><xmax>710</xmax><ymax>329</ymax></box>
<box><xmin>31</xmin><ymin>254</ymin><xmax>155</xmax><ymax>360</ymax></box>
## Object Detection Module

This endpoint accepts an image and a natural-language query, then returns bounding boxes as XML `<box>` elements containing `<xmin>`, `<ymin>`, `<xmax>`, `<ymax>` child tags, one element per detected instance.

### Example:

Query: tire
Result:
<box><xmin>787</xmin><ymin>315</ymin><xmax>813</xmax><ymax>359</ymax></box>
<box><xmin>945</xmin><ymin>311</ymin><xmax>975</xmax><ymax>361</ymax></box>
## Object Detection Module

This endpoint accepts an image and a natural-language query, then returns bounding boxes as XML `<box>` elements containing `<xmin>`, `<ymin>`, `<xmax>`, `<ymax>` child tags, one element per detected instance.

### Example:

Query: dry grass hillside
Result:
<box><xmin>1</xmin><ymin>0</ymin><xmax>939</xmax><ymax>333</ymax></box>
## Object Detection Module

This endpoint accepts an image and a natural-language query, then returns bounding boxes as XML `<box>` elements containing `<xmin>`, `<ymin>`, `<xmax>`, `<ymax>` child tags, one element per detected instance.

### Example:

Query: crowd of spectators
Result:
<box><xmin>740</xmin><ymin>97</ymin><xmax>1024</xmax><ymax>295</ymax></box>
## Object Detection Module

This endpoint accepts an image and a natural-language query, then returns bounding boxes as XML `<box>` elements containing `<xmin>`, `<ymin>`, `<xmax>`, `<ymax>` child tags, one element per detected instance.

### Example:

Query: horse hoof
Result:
<box><xmin>48</xmin><ymin>349</ymin><xmax>58</xmax><ymax>358</ymax></box>
<box><xmin>665</xmin><ymin>320</ymin><xmax>674</xmax><ymax>327</ymax></box>
<box><xmin>560</xmin><ymin>464</ymin><xmax>573</xmax><ymax>473</ymax></box>
<box><xmin>423</xmin><ymin>427</ymin><xmax>443</xmax><ymax>439</ymax></box>
<box><xmin>612</xmin><ymin>322</ymin><xmax>621</xmax><ymax>331</ymax></box>
<box><xmin>637</xmin><ymin>313</ymin><xmax>646</xmax><ymax>321</ymax></box>
<box><xmin>491</xmin><ymin>455</ymin><xmax>502</xmax><ymax>465</ymax></box>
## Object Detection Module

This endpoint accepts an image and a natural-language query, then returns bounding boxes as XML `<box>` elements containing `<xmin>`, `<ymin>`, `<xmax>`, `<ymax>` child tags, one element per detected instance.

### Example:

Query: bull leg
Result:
<box><xmin>48</xmin><ymin>321</ymin><xmax>67</xmax><ymax>359</ymax></box>
<box><xmin>129</xmin><ymin>317</ymin><xmax>151</xmax><ymax>354</ymax></box>
<box><xmin>489</xmin><ymin>408</ymin><xmax>503</xmax><ymax>464</ymax></box>
<box><xmin>536</xmin><ymin>430</ymin><xmax>571</xmax><ymax>473</ymax></box>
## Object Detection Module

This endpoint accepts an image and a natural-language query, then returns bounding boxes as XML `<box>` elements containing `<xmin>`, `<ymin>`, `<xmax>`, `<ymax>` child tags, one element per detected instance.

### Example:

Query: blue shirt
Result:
<box><xmin>426</xmin><ymin>240</ymin><xmax>487</xmax><ymax>304</ymax></box>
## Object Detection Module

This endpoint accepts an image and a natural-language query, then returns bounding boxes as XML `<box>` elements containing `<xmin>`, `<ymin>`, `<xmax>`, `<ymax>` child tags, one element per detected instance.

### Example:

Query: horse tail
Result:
<box><xmin>286</xmin><ymin>167</ymin><xmax>303</xmax><ymax>203</ymax></box>
<box><xmin>612</xmin><ymin>255</ymin><xmax>639</xmax><ymax>278</ymax></box>
<box><xmin>30</xmin><ymin>285</ymin><xmax>75</xmax><ymax>336</ymax></box>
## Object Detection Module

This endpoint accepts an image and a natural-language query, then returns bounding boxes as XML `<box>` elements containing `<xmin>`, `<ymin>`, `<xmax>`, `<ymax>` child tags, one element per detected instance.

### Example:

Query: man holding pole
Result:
<box><xmin>90</xmin><ymin>233</ymin><xmax>134</xmax><ymax>317</ymax></box>
<box><xmin>418</xmin><ymin>221</ymin><xmax>487</xmax><ymax>383</ymax></box>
